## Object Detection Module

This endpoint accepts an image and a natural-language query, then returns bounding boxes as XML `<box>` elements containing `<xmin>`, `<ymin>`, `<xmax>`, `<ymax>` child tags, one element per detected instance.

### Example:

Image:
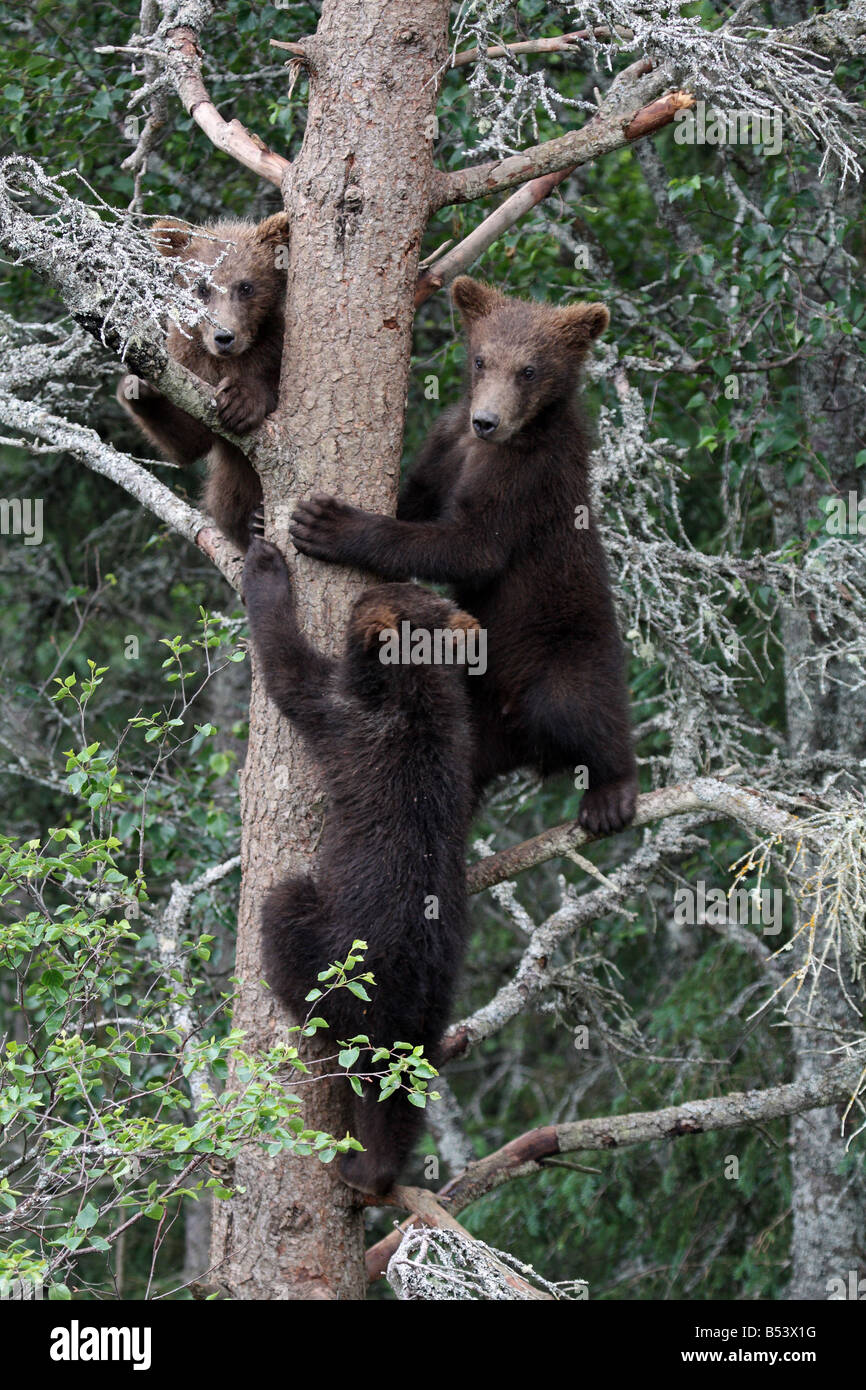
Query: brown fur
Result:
<box><xmin>353</xmin><ymin>602</ymin><xmax>403</xmax><ymax>651</ymax></box>
<box><xmin>242</xmin><ymin>540</ymin><xmax>476</xmax><ymax>1195</ymax></box>
<box><xmin>352</xmin><ymin>600</ymin><xmax>479</xmax><ymax>651</ymax></box>
<box><xmin>289</xmin><ymin>277</ymin><xmax>638</xmax><ymax>834</ymax></box>
<box><xmin>117</xmin><ymin>214</ymin><xmax>289</xmax><ymax>549</ymax></box>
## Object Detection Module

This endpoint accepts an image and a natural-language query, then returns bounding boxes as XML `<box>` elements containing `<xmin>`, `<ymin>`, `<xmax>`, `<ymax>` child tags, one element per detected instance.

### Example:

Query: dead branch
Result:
<box><xmin>0</xmin><ymin>393</ymin><xmax>243</xmax><ymax>588</ymax></box>
<box><xmin>163</xmin><ymin>26</ymin><xmax>291</xmax><ymax>187</ymax></box>
<box><xmin>467</xmin><ymin>778</ymin><xmax>801</xmax><ymax>895</ymax></box>
<box><xmin>99</xmin><ymin>13</ymin><xmax>292</xmax><ymax>187</ymax></box>
<box><xmin>417</xmin><ymin>62</ymin><xmax>689</xmax><ymax>297</ymax></box>
<box><xmin>383</xmin><ymin>1184</ymin><xmax>472</xmax><ymax>1234</ymax></box>
<box><xmin>416</xmin><ymin>161</ymin><xmax>574</xmax><ymax>305</ymax></box>
<box><xmin>442</xmin><ymin>780</ymin><xmax>804</xmax><ymax>1064</ymax></box>
<box><xmin>366</xmin><ymin>1054</ymin><xmax>866</xmax><ymax>1280</ymax></box>
<box><xmin>432</xmin><ymin>64</ymin><xmax>685</xmax><ymax>207</ymax></box>
<box><xmin>435</xmin><ymin>3</ymin><xmax>866</xmax><ymax>209</ymax></box>
<box><xmin>449</xmin><ymin>814</ymin><xmax>715</xmax><ymax>1062</ymax></box>
<box><xmin>450</xmin><ymin>30</ymin><xmax>627</xmax><ymax>68</ymax></box>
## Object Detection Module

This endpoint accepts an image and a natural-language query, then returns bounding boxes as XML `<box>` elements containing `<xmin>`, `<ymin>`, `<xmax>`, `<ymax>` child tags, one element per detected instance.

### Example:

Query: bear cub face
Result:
<box><xmin>152</xmin><ymin>213</ymin><xmax>289</xmax><ymax>360</ymax></box>
<box><xmin>451</xmin><ymin>276</ymin><xmax>609</xmax><ymax>443</ymax></box>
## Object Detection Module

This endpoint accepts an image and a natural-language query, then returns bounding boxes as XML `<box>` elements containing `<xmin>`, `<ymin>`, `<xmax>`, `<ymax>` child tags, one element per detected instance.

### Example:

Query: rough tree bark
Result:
<box><xmin>758</xmin><ymin>0</ymin><xmax>866</xmax><ymax>1282</ymax></box>
<box><xmin>772</xmin><ymin>327</ymin><xmax>866</xmax><ymax>1300</ymax></box>
<box><xmin>209</xmin><ymin>0</ymin><xmax>453</xmax><ymax>1301</ymax></box>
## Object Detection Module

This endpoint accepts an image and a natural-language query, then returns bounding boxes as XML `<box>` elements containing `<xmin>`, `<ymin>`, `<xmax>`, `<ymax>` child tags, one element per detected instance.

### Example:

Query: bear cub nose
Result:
<box><xmin>214</xmin><ymin>329</ymin><xmax>236</xmax><ymax>351</ymax></box>
<box><xmin>472</xmin><ymin>411</ymin><xmax>500</xmax><ymax>439</ymax></box>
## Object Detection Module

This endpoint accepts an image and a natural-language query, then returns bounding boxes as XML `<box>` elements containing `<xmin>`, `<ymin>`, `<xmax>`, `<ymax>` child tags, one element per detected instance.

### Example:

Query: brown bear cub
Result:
<box><xmin>118</xmin><ymin>214</ymin><xmax>289</xmax><ymax>550</ymax></box>
<box><xmin>290</xmin><ymin>277</ymin><xmax>638</xmax><ymax>834</ymax></box>
<box><xmin>243</xmin><ymin>536</ymin><xmax>477</xmax><ymax>1195</ymax></box>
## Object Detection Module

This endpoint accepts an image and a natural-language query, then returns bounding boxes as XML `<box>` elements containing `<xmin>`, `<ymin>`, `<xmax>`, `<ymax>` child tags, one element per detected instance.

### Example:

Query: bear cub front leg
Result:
<box><xmin>215</xmin><ymin>378</ymin><xmax>274</xmax><ymax>435</ymax></box>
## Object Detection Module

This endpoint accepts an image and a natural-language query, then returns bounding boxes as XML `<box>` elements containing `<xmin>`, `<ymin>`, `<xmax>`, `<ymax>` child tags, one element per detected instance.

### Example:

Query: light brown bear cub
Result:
<box><xmin>290</xmin><ymin>277</ymin><xmax>638</xmax><ymax>835</ymax></box>
<box><xmin>117</xmin><ymin>213</ymin><xmax>289</xmax><ymax>550</ymax></box>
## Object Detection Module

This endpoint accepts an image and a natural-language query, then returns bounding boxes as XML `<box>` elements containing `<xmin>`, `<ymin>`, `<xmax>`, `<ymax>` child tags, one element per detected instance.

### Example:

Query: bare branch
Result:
<box><xmin>366</xmin><ymin>1054</ymin><xmax>866</xmax><ymax>1280</ymax></box>
<box><xmin>416</xmin><ymin>162</ymin><xmax>573</xmax><ymax>304</ymax></box>
<box><xmin>440</xmin><ymin>2</ymin><xmax>866</xmax><ymax>205</ymax></box>
<box><xmin>162</xmin><ymin>26</ymin><xmax>291</xmax><ymax>187</ymax></box>
<box><xmin>450</xmin><ymin>29</ymin><xmax>629</xmax><ymax>68</ymax></box>
<box><xmin>433</xmin><ymin>63</ymin><xmax>679</xmax><ymax>207</ymax></box>
<box><xmin>450</xmin><ymin>815</ymin><xmax>712</xmax><ymax>1061</ymax></box>
<box><xmin>416</xmin><ymin>77</ymin><xmax>713</xmax><ymax>296</ymax></box>
<box><xmin>444</xmin><ymin>1056</ymin><xmax>866</xmax><ymax>1205</ymax></box>
<box><xmin>418</xmin><ymin>66</ymin><xmax>696</xmax><ymax>295</ymax></box>
<box><xmin>0</xmin><ymin>393</ymin><xmax>243</xmax><ymax>588</ymax></box>
<box><xmin>97</xmin><ymin>6</ymin><xmax>291</xmax><ymax>187</ymax></box>
<box><xmin>270</xmin><ymin>39</ymin><xmax>309</xmax><ymax>57</ymax></box>
<box><xmin>467</xmin><ymin>778</ymin><xmax>801</xmax><ymax>895</ymax></box>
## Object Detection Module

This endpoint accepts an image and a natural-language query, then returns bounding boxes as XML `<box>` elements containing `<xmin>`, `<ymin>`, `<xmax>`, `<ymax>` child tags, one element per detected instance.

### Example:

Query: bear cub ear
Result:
<box><xmin>451</xmin><ymin>276</ymin><xmax>502</xmax><ymax>324</ymax></box>
<box><xmin>448</xmin><ymin>609</ymin><xmax>481</xmax><ymax>634</ymax></box>
<box><xmin>151</xmin><ymin>219</ymin><xmax>195</xmax><ymax>258</ymax></box>
<box><xmin>355</xmin><ymin>604</ymin><xmax>401</xmax><ymax>652</ymax></box>
<box><xmin>555</xmin><ymin>301</ymin><xmax>610</xmax><ymax>352</ymax></box>
<box><xmin>256</xmin><ymin>211</ymin><xmax>291</xmax><ymax>248</ymax></box>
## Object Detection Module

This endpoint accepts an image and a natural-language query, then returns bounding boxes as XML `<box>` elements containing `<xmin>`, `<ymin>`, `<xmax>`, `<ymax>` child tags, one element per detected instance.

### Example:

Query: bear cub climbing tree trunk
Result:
<box><xmin>209</xmin><ymin>0</ymin><xmax>454</xmax><ymax>1301</ymax></box>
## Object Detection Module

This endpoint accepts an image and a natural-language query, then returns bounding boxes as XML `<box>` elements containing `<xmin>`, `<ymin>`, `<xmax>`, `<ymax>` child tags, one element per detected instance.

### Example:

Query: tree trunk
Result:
<box><xmin>210</xmin><ymin>0</ymin><xmax>452</xmax><ymax>1301</ymax></box>
<box><xmin>754</xmin><ymin>2</ymin><xmax>866</xmax><ymax>1285</ymax></box>
<box><xmin>762</xmin><ymin>320</ymin><xmax>866</xmax><ymax>1300</ymax></box>
<box><xmin>784</xmin><ymin>337</ymin><xmax>866</xmax><ymax>1300</ymax></box>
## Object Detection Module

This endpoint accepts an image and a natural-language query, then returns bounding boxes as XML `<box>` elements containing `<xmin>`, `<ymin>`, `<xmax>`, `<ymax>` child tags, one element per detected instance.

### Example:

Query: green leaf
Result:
<box><xmin>75</xmin><ymin>1202</ymin><xmax>99</xmax><ymax>1231</ymax></box>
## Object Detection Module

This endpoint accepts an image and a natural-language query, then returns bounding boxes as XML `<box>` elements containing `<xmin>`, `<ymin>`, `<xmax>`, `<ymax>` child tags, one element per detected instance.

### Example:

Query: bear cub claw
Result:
<box><xmin>216</xmin><ymin>377</ymin><xmax>269</xmax><ymax>434</ymax></box>
<box><xmin>245</xmin><ymin>536</ymin><xmax>284</xmax><ymax>573</ymax></box>
<box><xmin>578</xmin><ymin>776</ymin><xmax>638</xmax><ymax>836</ymax></box>
<box><xmin>290</xmin><ymin>493</ymin><xmax>359</xmax><ymax>561</ymax></box>
<box><xmin>117</xmin><ymin>374</ymin><xmax>159</xmax><ymax>404</ymax></box>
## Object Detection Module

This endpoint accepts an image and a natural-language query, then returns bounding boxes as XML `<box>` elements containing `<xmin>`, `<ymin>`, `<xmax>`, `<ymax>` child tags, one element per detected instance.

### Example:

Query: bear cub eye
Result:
<box><xmin>474</xmin><ymin>356</ymin><xmax>484</xmax><ymax>371</ymax></box>
<box><xmin>521</xmin><ymin>365</ymin><xmax>536</xmax><ymax>380</ymax></box>
<box><xmin>236</xmin><ymin>281</ymin><xmax>255</xmax><ymax>298</ymax></box>
<box><xmin>195</xmin><ymin>280</ymin><xmax>211</xmax><ymax>302</ymax></box>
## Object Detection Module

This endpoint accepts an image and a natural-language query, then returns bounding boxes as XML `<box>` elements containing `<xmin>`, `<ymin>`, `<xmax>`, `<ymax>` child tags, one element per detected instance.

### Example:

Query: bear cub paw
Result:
<box><xmin>117</xmin><ymin>374</ymin><xmax>159</xmax><ymax>405</ymax></box>
<box><xmin>338</xmin><ymin>1151</ymin><xmax>395</xmax><ymax>1199</ymax></box>
<box><xmin>290</xmin><ymin>493</ymin><xmax>362</xmax><ymax>562</ymax></box>
<box><xmin>578</xmin><ymin>776</ymin><xmax>638</xmax><ymax>836</ymax></box>
<box><xmin>243</xmin><ymin>538</ymin><xmax>292</xmax><ymax>609</ymax></box>
<box><xmin>216</xmin><ymin>378</ymin><xmax>270</xmax><ymax>434</ymax></box>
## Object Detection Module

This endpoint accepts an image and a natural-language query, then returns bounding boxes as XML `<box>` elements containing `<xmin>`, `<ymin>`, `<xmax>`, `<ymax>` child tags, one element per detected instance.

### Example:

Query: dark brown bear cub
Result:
<box><xmin>290</xmin><ymin>277</ymin><xmax>637</xmax><ymax>834</ymax></box>
<box><xmin>243</xmin><ymin>537</ymin><xmax>476</xmax><ymax>1195</ymax></box>
<box><xmin>118</xmin><ymin>214</ymin><xmax>289</xmax><ymax>549</ymax></box>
